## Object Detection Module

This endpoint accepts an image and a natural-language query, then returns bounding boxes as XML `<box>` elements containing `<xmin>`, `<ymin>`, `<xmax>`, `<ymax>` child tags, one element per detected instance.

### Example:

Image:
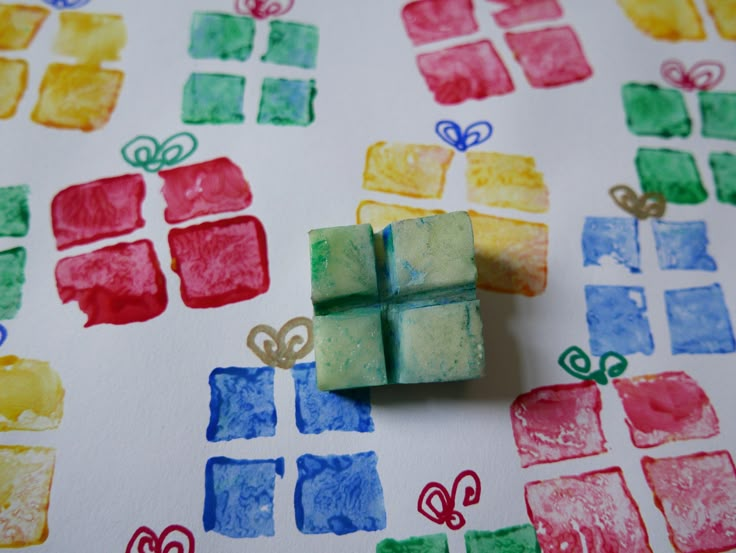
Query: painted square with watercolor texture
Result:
<box><xmin>504</xmin><ymin>26</ymin><xmax>592</xmax><ymax>88</ymax></box>
<box><xmin>0</xmin><ymin>185</ymin><xmax>29</xmax><ymax>237</ymax></box>
<box><xmin>0</xmin><ymin>58</ymin><xmax>28</xmax><ymax>119</ymax></box>
<box><xmin>55</xmin><ymin>240</ymin><xmax>167</xmax><ymax>326</ymax></box>
<box><xmin>705</xmin><ymin>0</ymin><xmax>736</xmax><ymax>39</ymax></box>
<box><xmin>491</xmin><ymin>0</ymin><xmax>563</xmax><ymax>29</ymax></box>
<box><xmin>377</xmin><ymin>533</ymin><xmax>449</xmax><ymax>553</ymax></box>
<box><xmin>207</xmin><ymin>366</ymin><xmax>276</xmax><ymax>441</ymax></box>
<box><xmin>356</xmin><ymin>200</ymin><xmax>445</xmax><ymax>231</ymax></box>
<box><xmin>582</xmin><ymin>217</ymin><xmax>640</xmax><ymax>273</ymax></box>
<box><xmin>510</xmin><ymin>381</ymin><xmax>607</xmax><ymax>468</ymax></box>
<box><xmin>257</xmin><ymin>78</ymin><xmax>316</xmax><ymax>126</ymax></box>
<box><xmin>665</xmin><ymin>283</ymin><xmax>736</xmax><ymax>354</ymax></box>
<box><xmin>0</xmin><ymin>356</ymin><xmax>64</xmax><ymax>431</ymax></box>
<box><xmin>0</xmin><ymin>4</ymin><xmax>49</xmax><ymax>50</ymax></box>
<box><xmin>621</xmin><ymin>83</ymin><xmax>691</xmax><ymax>138</ymax></box>
<box><xmin>168</xmin><ymin>216</ymin><xmax>269</xmax><ymax>308</ymax></box>
<box><xmin>32</xmin><ymin>63</ymin><xmax>124</xmax><ymax>132</ymax></box>
<box><xmin>54</xmin><ymin>12</ymin><xmax>126</xmax><ymax>64</ymax></box>
<box><xmin>401</xmin><ymin>0</ymin><xmax>478</xmax><ymax>46</ymax></box>
<box><xmin>613</xmin><ymin>371</ymin><xmax>719</xmax><ymax>448</ymax></box>
<box><xmin>616</xmin><ymin>0</ymin><xmax>705</xmax><ymax>40</ymax></box>
<box><xmin>182</xmin><ymin>73</ymin><xmax>245</xmax><ymax>125</ymax></box>
<box><xmin>699</xmin><ymin>91</ymin><xmax>736</xmax><ymax>141</ymax></box>
<box><xmin>585</xmin><ymin>285</ymin><xmax>654</xmax><ymax>356</ymax></box>
<box><xmin>0</xmin><ymin>247</ymin><xmax>25</xmax><ymax>320</ymax></box>
<box><xmin>203</xmin><ymin>456</ymin><xmax>284</xmax><ymax>538</ymax></box>
<box><xmin>465</xmin><ymin>524</ymin><xmax>541</xmax><ymax>553</ymax></box>
<box><xmin>0</xmin><ymin>446</ymin><xmax>55</xmax><ymax>547</ymax></box>
<box><xmin>292</xmin><ymin>362</ymin><xmax>374</xmax><ymax>435</ymax></box>
<box><xmin>159</xmin><ymin>157</ymin><xmax>252</xmax><ymax>224</ymax></box>
<box><xmin>709</xmin><ymin>152</ymin><xmax>736</xmax><ymax>206</ymax></box>
<box><xmin>635</xmin><ymin>148</ymin><xmax>706</xmax><ymax>204</ymax></box>
<box><xmin>416</xmin><ymin>40</ymin><xmax>515</xmax><ymax>105</ymax></box>
<box><xmin>189</xmin><ymin>12</ymin><xmax>255</xmax><ymax>61</ymax></box>
<box><xmin>525</xmin><ymin>467</ymin><xmax>653</xmax><ymax>553</ymax></box>
<box><xmin>642</xmin><ymin>451</ymin><xmax>736</xmax><ymax>553</ymax></box>
<box><xmin>652</xmin><ymin>220</ymin><xmax>716</xmax><ymax>271</ymax></box>
<box><xmin>262</xmin><ymin>20</ymin><xmax>319</xmax><ymax>69</ymax></box>
<box><xmin>295</xmin><ymin>451</ymin><xmax>386</xmax><ymax>535</ymax></box>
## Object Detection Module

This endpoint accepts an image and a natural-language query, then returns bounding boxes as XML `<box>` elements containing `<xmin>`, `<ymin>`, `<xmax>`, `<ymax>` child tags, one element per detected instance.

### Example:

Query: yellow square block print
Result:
<box><xmin>0</xmin><ymin>446</ymin><xmax>55</xmax><ymax>547</ymax></box>
<box><xmin>466</xmin><ymin>151</ymin><xmax>549</xmax><ymax>213</ymax></box>
<box><xmin>469</xmin><ymin>211</ymin><xmax>548</xmax><ymax>296</ymax></box>
<box><xmin>54</xmin><ymin>12</ymin><xmax>127</xmax><ymax>64</ymax></box>
<box><xmin>0</xmin><ymin>57</ymin><xmax>27</xmax><ymax>118</ymax></box>
<box><xmin>0</xmin><ymin>4</ymin><xmax>49</xmax><ymax>50</ymax></box>
<box><xmin>705</xmin><ymin>0</ymin><xmax>736</xmax><ymax>39</ymax></box>
<box><xmin>363</xmin><ymin>142</ymin><xmax>454</xmax><ymax>199</ymax></box>
<box><xmin>32</xmin><ymin>63</ymin><xmax>124</xmax><ymax>131</ymax></box>
<box><xmin>0</xmin><ymin>356</ymin><xmax>64</xmax><ymax>431</ymax></box>
<box><xmin>617</xmin><ymin>0</ymin><xmax>705</xmax><ymax>40</ymax></box>
<box><xmin>356</xmin><ymin>200</ymin><xmax>445</xmax><ymax>230</ymax></box>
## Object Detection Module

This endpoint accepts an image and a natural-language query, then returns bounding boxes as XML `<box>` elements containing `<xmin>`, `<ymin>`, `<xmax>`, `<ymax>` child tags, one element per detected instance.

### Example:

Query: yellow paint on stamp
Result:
<box><xmin>31</xmin><ymin>62</ymin><xmax>124</xmax><ymax>131</ymax></box>
<box><xmin>356</xmin><ymin>200</ymin><xmax>445</xmax><ymax>230</ymax></box>
<box><xmin>469</xmin><ymin>210</ymin><xmax>548</xmax><ymax>296</ymax></box>
<box><xmin>617</xmin><ymin>0</ymin><xmax>706</xmax><ymax>40</ymax></box>
<box><xmin>705</xmin><ymin>0</ymin><xmax>736</xmax><ymax>40</ymax></box>
<box><xmin>466</xmin><ymin>151</ymin><xmax>549</xmax><ymax>213</ymax></box>
<box><xmin>0</xmin><ymin>445</ymin><xmax>55</xmax><ymax>547</ymax></box>
<box><xmin>0</xmin><ymin>4</ymin><xmax>50</xmax><ymax>50</ymax></box>
<box><xmin>54</xmin><ymin>12</ymin><xmax>127</xmax><ymax>64</ymax></box>
<box><xmin>0</xmin><ymin>57</ymin><xmax>27</xmax><ymax>118</ymax></box>
<box><xmin>363</xmin><ymin>142</ymin><xmax>454</xmax><ymax>199</ymax></box>
<box><xmin>0</xmin><ymin>355</ymin><xmax>64</xmax><ymax>431</ymax></box>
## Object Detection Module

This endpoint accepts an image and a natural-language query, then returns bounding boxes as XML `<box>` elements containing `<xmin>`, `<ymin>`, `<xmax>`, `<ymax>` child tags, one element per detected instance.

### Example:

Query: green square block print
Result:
<box><xmin>465</xmin><ymin>525</ymin><xmax>541</xmax><ymax>553</ymax></box>
<box><xmin>635</xmin><ymin>148</ymin><xmax>707</xmax><ymax>204</ymax></box>
<box><xmin>182</xmin><ymin>73</ymin><xmax>245</xmax><ymax>124</ymax></box>
<box><xmin>699</xmin><ymin>91</ymin><xmax>736</xmax><ymax>141</ymax></box>
<box><xmin>189</xmin><ymin>12</ymin><xmax>255</xmax><ymax>61</ymax></box>
<box><xmin>0</xmin><ymin>247</ymin><xmax>25</xmax><ymax>320</ymax></box>
<box><xmin>376</xmin><ymin>533</ymin><xmax>449</xmax><ymax>553</ymax></box>
<box><xmin>262</xmin><ymin>20</ymin><xmax>319</xmax><ymax>69</ymax></box>
<box><xmin>0</xmin><ymin>185</ymin><xmax>29</xmax><ymax>237</ymax></box>
<box><xmin>621</xmin><ymin>83</ymin><xmax>690</xmax><ymax>138</ymax></box>
<box><xmin>710</xmin><ymin>152</ymin><xmax>736</xmax><ymax>206</ymax></box>
<box><xmin>258</xmin><ymin>78</ymin><xmax>316</xmax><ymax>126</ymax></box>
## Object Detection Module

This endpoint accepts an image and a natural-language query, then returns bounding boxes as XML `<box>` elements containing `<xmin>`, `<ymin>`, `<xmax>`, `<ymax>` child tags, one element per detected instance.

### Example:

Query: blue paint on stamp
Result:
<box><xmin>652</xmin><ymin>220</ymin><xmax>717</xmax><ymax>271</ymax></box>
<box><xmin>585</xmin><ymin>285</ymin><xmax>654</xmax><ymax>356</ymax></box>
<box><xmin>294</xmin><ymin>451</ymin><xmax>386</xmax><ymax>535</ymax></box>
<box><xmin>665</xmin><ymin>283</ymin><xmax>736</xmax><ymax>354</ymax></box>
<box><xmin>206</xmin><ymin>366</ymin><xmax>276</xmax><ymax>441</ymax></box>
<box><xmin>582</xmin><ymin>217</ymin><xmax>641</xmax><ymax>273</ymax></box>
<box><xmin>292</xmin><ymin>362</ymin><xmax>374</xmax><ymax>435</ymax></box>
<box><xmin>203</xmin><ymin>456</ymin><xmax>285</xmax><ymax>538</ymax></box>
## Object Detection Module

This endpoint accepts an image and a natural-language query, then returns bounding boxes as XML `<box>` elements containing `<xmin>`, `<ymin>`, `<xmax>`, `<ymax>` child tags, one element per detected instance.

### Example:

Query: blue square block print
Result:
<box><xmin>203</xmin><ymin>457</ymin><xmax>284</xmax><ymax>538</ymax></box>
<box><xmin>665</xmin><ymin>284</ymin><xmax>736</xmax><ymax>354</ymax></box>
<box><xmin>585</xmin><ymin>285</ymin><xmax>654</xmax><ymax>356</ymax></box>
<box><xmin>292</xmin><ymin>362</ymin><xmax>374</xmax><ymax>435</ymax></box>
<box><xmin>207</xmin><ymin>366</ymin><xmax>276</xmax><ymax>441</ymax></box>
<box><xmin>582</xmin><ymin>217</ymin><xmax>640</xmax><ymax>273</ymax></box>
<box><xmin>652</xmin><ymin>220</ymin><xmax>717</xmax><ymax>271</ymax></box>
<box><xmin>295</xmin><ymin>451</ymin><xmax>386</xmax><ymax>535</ymax></box>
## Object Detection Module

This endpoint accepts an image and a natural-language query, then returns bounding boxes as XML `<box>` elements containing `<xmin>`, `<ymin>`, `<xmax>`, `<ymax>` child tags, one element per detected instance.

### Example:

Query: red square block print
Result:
<box><xmin>613</xmin><ymin>371</ymin><xmax>719</xmax><ymax>449</ymax></box>
<box><xmin>51</xmin><ymin>174</ymin><xmax>145</xmax><ymax>250</ymax></box>
<box><xmin>510</xmin><ymin>381</ymin><xmax>607</xmax><ymax>468</ymax></box>
<box><xmin>642</xmin><ymin>451</ymin><xmax>736</xmax><ymax>553</ymax></box>
<box><xmin>55</xmin><ymin>240</ymin><xmax>167</xmax><ymax>327</ymax></box>
<box><xmin>491</xmin><ymin>0</ymin><xmax>563</xmax><ymax>29</ymax></box>
<box><xmin>401</xmin><ymin>0</ymin><xmax>478</xmax><ymax>46</ymax></box>
<box><xmin>505</xmin><ymin>26</ymin><xmax>592</xmax><ymax>88</ymax></box>
<box><xmin>526</xmin><ymin>467</ymin><xmax>653</xmax><ymax>553</ymax></box>
<box><xmin>168</xmin><ymin>216</ymin><xmax>269</xmax><ymax>308</ymax></box>
<box><xmin>416</xmin><ymin>40</ymin><xmax>514</xmax><ymax>105</ymax></box>
<box><xmin>159</xmin><ymin>157</ymin><xmax>252</xmax><ymax>224</ymax></box>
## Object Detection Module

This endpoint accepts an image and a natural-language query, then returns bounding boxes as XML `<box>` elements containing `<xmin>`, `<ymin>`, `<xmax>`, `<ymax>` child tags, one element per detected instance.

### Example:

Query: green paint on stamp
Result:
<box><xmin>376</xmin><ymin>533</ymin><xmax>449</xmax><ymax>553</ymax></box>
<box><xmin>710</xmin><ymin>151</ymin><xmax>736</xmax><ymax>206</ymax></box>
<box><xmin>621</xmin><ymin>83</ymin><xmax>690</xmax><ymax>138</ymax></box>
<box><xmin>465</xmin><ymin>524</ymin><xmax>541</xmax><ymax>553</ymax></box>
<box><xmin>0</xmin><ymin>247</ymin><xmax>26</xmax><ymax>320</ymax></box>
<box><xmin>699</xmin><ymin>91</ymin><xmax>736</xmax><ymax>141</ymax></box>
<box><xmin>189</xmin><ymin>12</ymin><xmax>255</xmax><ymax>61</ymax></box>
<box><xmin>262</xmin><ymin>20</ymin><xmax>319</xmax><ymax>69</ymax></box>
<box><xmin>635</xmin><ymin>148</ymin><xmax>706</xmax><ymax>204</ymax></box>
<box><xmin>182</xmin><ymin>73</ymin><xmax>245</xmax><ymax>125</ymax></box>
<box><xmin>257</xmin><ymin>78</ymin><xmax>316</xmax><ymax>126</ymax></box>
<box><xmin>0</xmin><ymin>185</ymin><xmax>29</xmax><ymax>237</ymax></box>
